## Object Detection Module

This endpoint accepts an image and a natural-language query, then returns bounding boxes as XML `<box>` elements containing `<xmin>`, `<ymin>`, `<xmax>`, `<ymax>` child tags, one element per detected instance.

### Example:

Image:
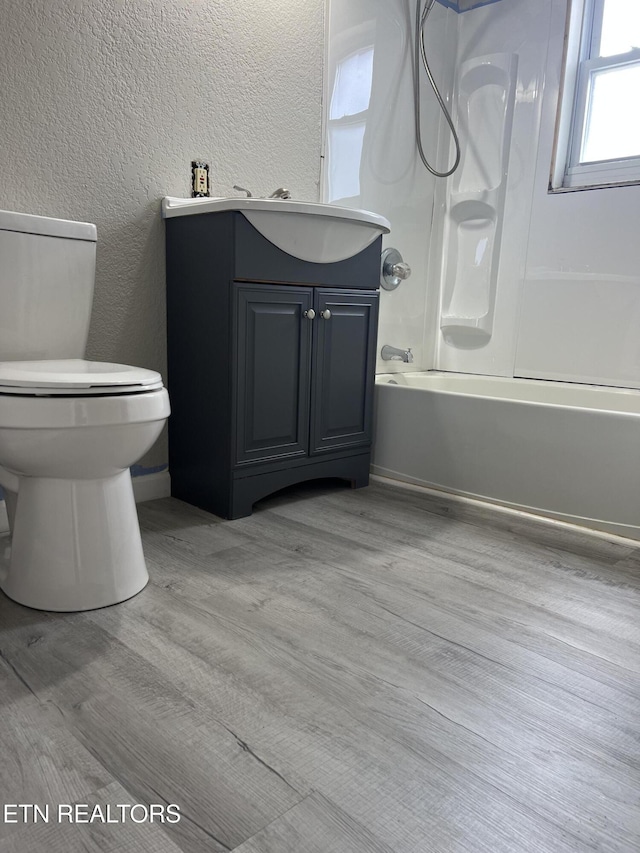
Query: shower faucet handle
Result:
<box><xmin>390</xmin><ymin>261</ymin><xmax>411</xmax><ymax>279</ymax></box>
<box><xmin>381</xmin><ymin>248</ymin><xmax>412</xmax><ymax>290</ymax></box>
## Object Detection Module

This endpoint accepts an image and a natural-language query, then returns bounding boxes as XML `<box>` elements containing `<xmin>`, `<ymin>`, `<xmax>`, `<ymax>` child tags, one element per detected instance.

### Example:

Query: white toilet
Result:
<box><xmin>0</xmin><ymin>209</ymin><xmax>170</xmax><ymax>612</ymax></box>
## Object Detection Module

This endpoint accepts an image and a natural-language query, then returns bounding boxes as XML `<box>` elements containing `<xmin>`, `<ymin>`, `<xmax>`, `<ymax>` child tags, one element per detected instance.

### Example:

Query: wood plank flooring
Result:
<box><xmin>0</xmin><ymin>478</ymin><xmax>639</xmax><ymax>852</ymax></box>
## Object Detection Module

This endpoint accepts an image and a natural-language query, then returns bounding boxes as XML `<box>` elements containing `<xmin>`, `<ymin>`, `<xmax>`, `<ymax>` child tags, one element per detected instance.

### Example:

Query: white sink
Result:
<box><xmin>162</xmin><ymin>196</ymin><xmax>390</xmax><ymax>264</ymax></box>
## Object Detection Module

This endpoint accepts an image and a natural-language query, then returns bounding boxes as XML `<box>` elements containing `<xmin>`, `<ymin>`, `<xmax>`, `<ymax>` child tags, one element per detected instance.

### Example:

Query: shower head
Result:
<box><xmin>422</xmin><ymin>0</ymin><xmax>437</xmax><ymax>21</ymax></box>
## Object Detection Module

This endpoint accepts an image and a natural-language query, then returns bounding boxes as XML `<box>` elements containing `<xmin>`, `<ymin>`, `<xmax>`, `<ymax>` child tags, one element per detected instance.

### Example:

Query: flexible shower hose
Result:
<box><xmin>414</xmin><ymin>0</ymin><xmax>461</xmax><ymax>177</ymax></box>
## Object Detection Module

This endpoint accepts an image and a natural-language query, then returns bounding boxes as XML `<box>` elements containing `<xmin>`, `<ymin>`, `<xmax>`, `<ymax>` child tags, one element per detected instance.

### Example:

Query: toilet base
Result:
<box><xmin>0</xmin><ymin>470</ymin><xmax>149</xmax><ymax>611</ymax></box>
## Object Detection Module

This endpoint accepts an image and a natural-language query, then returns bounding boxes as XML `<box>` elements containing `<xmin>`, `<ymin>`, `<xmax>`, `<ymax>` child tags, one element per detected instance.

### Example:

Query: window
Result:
<box><xmin>553</xmin><ymin>0</ymin><xmax>640</xmax><ymax>190</ymax></box>
<box><xmin>326</xmin><ymin>46</ymin><xmax>374</xmax><ymax>202</ymax></box>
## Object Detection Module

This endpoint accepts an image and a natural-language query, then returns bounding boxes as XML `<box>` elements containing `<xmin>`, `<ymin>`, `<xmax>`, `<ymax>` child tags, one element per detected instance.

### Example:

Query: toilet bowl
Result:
<box><xmin>0</xmin><ymin>359</ymin><xmax>170</xmax><ymax>611</ymax></box>
<box><xmin>0</xmin><ymin>208</ymin><xmax>169</xmax><ymax>612</ymax></box>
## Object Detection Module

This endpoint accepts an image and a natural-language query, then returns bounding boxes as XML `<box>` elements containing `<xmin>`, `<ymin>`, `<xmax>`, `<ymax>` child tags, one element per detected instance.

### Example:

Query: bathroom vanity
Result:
<box><xmin>163</xmin><ymin>197</ymin><xmax>388</xmax><ymax>519</ymax></box>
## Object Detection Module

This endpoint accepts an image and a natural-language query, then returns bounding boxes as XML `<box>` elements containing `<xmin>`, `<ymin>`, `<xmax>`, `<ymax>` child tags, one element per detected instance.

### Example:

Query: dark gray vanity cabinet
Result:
<box><xmin>165</xmin><ymin>210</ymin><xmax>381</xmax><ymax>519</ymax></box>
<box><xmin>309</xmin><ymin>289</ymin><xmax>378</xmax><ymax>454</ymax></box>
<box><xmin>234</xmin><ymin>284</ymin><xmax>313</xmax><ymax>466</ymax></box>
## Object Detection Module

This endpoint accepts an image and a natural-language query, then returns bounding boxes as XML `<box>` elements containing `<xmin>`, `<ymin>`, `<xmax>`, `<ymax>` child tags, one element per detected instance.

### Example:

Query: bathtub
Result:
<box><xmin>373</xmin><ymin>371</ymin><xmax>640</xmax><ymax>540</ymax></box>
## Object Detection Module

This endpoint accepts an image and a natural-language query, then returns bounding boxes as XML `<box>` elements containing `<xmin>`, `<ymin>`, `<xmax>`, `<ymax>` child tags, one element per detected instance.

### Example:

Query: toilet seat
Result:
<box><xmin>0</xmin><ymin>359</ymin><xmax>164</xmax><ymax>396</ymax></box>
<box><xmin>0</xmin><ymin>360</ymin><xmax>168</xmax><ymax>429</ymax></box>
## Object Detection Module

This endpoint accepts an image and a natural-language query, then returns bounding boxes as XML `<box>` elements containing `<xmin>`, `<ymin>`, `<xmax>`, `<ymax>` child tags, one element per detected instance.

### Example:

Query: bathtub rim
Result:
<box><xmin>375</xmin><ymin>370</ymin><xmax>640</xmax><ymax>417</ymax></box>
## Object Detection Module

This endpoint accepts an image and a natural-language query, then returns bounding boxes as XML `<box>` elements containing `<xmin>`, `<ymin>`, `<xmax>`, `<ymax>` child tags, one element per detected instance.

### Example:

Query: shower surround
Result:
<box><xmin>324</xmin><ymin>0</ymin><xmax>640</xmax><ymax>386</ymax></box>
<box><xmin>324</xmin><ymin>0</ymin><xmax>458</xmax><ymax>374</ymax></box>
<box><xmin>325</xmin><ymin>0</ymin><xmax>640</xmax><ymax>537</ymax></box>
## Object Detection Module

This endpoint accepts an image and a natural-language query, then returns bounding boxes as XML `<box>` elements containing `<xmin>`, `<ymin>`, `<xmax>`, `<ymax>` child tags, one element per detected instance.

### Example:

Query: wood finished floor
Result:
<box><xmin>0</xmin><ymin>478</ymin><xmax>639</xmax><ymax>852</ymax></box>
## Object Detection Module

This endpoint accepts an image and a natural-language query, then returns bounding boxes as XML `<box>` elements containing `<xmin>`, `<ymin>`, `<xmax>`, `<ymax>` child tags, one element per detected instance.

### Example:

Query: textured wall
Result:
<box><xmin>0</xmin><ymin>0</ymin><xmax>324</xmax><ymax>468</ymax></box>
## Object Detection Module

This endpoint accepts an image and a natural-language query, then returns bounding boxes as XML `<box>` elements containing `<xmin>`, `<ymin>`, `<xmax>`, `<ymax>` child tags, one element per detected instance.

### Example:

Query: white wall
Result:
<box><xmin>0</xmin><ymin>0</ymin><xmax>324</xmax><ymax>467</ymax></box>
<box><xmin>514</xmin><ymin>0</ymin><xmax>640</xmax><ymax>389</ymax></box>
<box><xmin>434</xmin><ymin>0</ymin><xmax>640</xmax><ymax>389</ymax></box>
<box><xmin>324</xmin><ymin>0</ymin><xmax>458</xmax><ymax>374</ymax></box>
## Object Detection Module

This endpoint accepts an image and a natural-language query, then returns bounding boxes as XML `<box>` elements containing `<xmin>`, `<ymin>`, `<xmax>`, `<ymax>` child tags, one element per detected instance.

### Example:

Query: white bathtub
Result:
<box><xmin>373</xmin><ymin>371</ymin><xmax>640</xmax><ymax>540</ymax></box>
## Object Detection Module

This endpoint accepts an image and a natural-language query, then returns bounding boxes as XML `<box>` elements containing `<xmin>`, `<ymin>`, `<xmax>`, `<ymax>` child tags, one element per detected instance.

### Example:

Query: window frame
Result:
<box><xmin>551</xmin><ymin>0</ymin><xmax>640</xmax><ymax>191</ymax></box>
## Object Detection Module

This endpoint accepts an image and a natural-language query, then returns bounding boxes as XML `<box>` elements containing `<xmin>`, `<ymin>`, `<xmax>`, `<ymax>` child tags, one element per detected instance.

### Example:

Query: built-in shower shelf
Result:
<box><xmin>441</xmin><ymin>315</ymin><xmax>491</xmax><ymax>330</ymax></box>
<box><xmin>439</xmin><ymin>52</ymin><xmax>517</xmax><ymax>346</ymax></box>
<box><xmin>440</xmin><ymin>316</ymin><xmax>492</xmax><ymax>342</ymax></box>
<box><xmin>449</xmin><ymin>194</ymin><xmax>498</xmax><ymax>210</ymax></box>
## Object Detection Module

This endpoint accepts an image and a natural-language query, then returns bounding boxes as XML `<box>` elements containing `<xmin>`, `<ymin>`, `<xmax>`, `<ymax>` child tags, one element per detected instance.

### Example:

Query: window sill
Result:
<box><xmin>548</xmin><ymin>178</ymin><xmax>640</xmax><ymax>193</ymax></box>
<box><xmin>550</xmin><ymin>156</ymin><xmax>640</xmax><ymax>192</ymax></box>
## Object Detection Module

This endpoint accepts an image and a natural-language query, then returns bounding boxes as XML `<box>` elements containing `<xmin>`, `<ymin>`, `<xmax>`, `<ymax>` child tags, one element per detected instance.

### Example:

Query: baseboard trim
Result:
<box><xmin>132</xmin><ymin>470</ymin><xmax>172</xmax><ymax>503</ymax></box>
<box><xmin>370</xmin><ymin>471</ymin><xmax>640</xmax><ymax>547</ymax></box>
<box><xmin>0</xmin><ymin>470</ymin><xmax>171</xmax><ymax>535</ymax></box>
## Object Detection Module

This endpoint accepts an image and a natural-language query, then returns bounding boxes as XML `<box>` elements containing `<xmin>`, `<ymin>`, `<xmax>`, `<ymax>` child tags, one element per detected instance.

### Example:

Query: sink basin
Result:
<box><xmin>162</xmin><ymin>196</ymin><xmax>390</xmax><ymax>264</ymax></box>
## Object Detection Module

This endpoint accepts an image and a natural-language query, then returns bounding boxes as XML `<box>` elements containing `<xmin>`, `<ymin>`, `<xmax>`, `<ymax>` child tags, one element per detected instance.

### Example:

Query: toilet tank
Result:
<box><xmin>0</xmin><ymin>209</ymin><xmax>97</xmax><ymax>361</ymax></box>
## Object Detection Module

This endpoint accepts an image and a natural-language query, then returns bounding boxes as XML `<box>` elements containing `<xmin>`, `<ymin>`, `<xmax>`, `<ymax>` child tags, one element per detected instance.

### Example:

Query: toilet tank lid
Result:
<box><xmin>0</xmin><ymin>209</ymin><xmax>97</xmax><ymax>242</ymax></box>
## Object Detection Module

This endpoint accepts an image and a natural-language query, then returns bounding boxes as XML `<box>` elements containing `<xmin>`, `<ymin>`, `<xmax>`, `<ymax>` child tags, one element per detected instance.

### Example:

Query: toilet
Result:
<box><xmin>0</xmin><ymin>209</ymin><xmax>170</xmax><ymax>612</ymax></box>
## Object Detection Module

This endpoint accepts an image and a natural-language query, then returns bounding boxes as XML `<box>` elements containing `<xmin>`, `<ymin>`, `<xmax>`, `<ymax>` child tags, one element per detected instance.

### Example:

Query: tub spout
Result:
<box><xmin>381</xmin><ymin>345</ymin><xmax>413</xmax><ymax>363</ymax></box>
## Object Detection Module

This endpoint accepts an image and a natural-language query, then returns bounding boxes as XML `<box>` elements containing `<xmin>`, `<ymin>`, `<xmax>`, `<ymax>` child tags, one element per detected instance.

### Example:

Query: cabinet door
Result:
<box><xmin>310</xmin><ymin>289</ymin><xmax>379</xmax><ymax>455</ymax></box>
<box><xmin>234</xmin><ymin>284</ymin><xmax>313</xmax><ymax>465</ymax></box>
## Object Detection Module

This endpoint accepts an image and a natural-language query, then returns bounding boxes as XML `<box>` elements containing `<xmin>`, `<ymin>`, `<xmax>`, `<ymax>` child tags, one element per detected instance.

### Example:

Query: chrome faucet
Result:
<box><xmin>233</xmin><ymin>185</ymin><xmax>291</xmax><ymax>200</ymax></box>
<box><xmin>268</xmin><ymin>187</ymin><xmax>291</xmax><ymax>199</ymax></box>
<box><xmin>381</xmin><ymin>345</ymin><xmax>414</xmax><ymax>363</ymax></box>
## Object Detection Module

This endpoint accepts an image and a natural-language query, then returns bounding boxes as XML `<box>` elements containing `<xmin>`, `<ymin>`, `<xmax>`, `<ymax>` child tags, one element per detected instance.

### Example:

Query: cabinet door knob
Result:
<box><xmin>320</xmin><ymin>309</ymin><xmax>332</xmax><ymax>320</ymax></box>
<box><xmin>304</xmin><ymin>309</ymin><xmax>316</xmax><ymax>320</ymax></box>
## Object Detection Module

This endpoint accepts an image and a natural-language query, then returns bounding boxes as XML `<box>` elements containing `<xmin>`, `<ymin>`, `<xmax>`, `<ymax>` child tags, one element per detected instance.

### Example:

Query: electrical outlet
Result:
<box><xmin>191</xmin><ymin>161</ymin><xmax>210</xmax><ymax>198</ymax></box>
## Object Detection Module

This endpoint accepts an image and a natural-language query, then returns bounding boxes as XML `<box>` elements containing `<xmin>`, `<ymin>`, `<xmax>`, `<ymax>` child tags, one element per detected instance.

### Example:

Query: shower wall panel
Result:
<box><xmin>433</xmin><ymin>0</ymin><xmax>553</xmax><ymax>377</ymax></box>
<box><xmin>324</xmin><ymin>0</ymin><xmax>458</xmax><ymax>373</ymax></box>
<box><xmin>439</xmin><ymin>53</ymin><xmax>516</xmax><ymax>344</ymax></box>
<box><xmin>514</xmin><ymin>0</ymin><xmax>640</xmax><ymax>389</ymax></box>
